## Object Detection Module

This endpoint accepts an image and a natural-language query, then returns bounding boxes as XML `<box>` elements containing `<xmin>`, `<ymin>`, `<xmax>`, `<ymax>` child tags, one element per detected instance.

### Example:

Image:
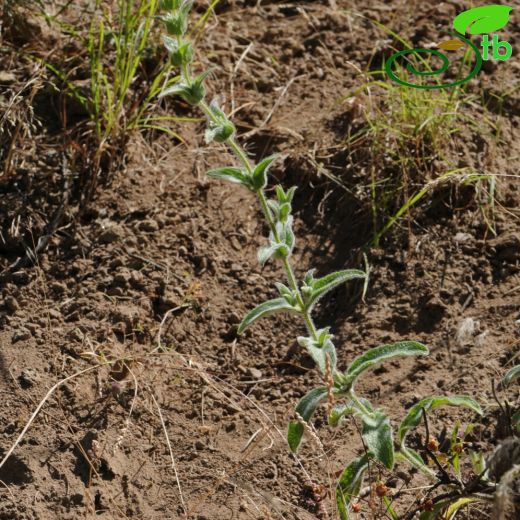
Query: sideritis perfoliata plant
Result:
<box><xmin>157</xmin><ymin>2</ymin><xmax>487</xmax><ymax>518</ymax></box>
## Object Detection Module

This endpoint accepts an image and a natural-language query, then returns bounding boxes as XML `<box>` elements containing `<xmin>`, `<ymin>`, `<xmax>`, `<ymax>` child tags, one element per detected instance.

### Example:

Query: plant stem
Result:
<box><xmin>197</xmin><ymin>97</ymin><xmax>318</xmax><ymax>340</ymax></box>
<box><xmin>348</xmin><ymin>390</ymin><xmax>372</xmax><ymax>416</ymax></box>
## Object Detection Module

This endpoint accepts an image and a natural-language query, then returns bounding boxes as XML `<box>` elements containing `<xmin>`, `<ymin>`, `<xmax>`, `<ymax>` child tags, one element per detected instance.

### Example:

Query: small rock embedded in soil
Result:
<box><xmin>99</xmin><ymin>225</ymin><xmax>125</xmax><ymax>244</ymax></box>
<box><xmin>50</xmin><ymin>281</ymin><xmax>67</xmax><ymax>294</ymax></box>
<box><xmin>137</xmin><ymin>219</ymin><xmax>159</xmax><ymax>232</ymax></box>
<box><xmin>247</xmin><ymin>367</ymin><xmax>263</xmax><ymax>379</ymax></box>
<box><xmin>12</xmin><ymin>328</ymin><xmax>31</xmax><ymax>342</ymax></box>
<box><xmin>4</xmin><ymin>296</ymin><xmax>20</xmax><ymax>313</ymax></box>
<box><xmin>19</xmin><ymin>368</ymin><xmax>40</xmax><ymax>388</ymax></box>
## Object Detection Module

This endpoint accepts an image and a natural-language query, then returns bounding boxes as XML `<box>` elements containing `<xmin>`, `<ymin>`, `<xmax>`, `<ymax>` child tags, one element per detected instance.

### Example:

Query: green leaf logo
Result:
<box><xmin>453</xmin><ymin>5</ymin><xmax>513</xmax><ymax>35</ymax></box>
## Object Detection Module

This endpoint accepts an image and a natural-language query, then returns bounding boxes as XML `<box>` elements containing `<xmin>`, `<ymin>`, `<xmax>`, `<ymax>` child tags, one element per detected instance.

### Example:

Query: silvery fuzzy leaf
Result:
<box><xmin>286</xmin><ymin>186</ymin><xmax>297</xmax><ymax>202</ymax></box>
<box><xmin>344</xmin><ymin>341</ymin><xmax>428</xmax><ymax>389</ymax></box>
<box><xmin>298</xmin><ymin>335</ymin><xmax>337</xmax><ymax>375</ymax></box>
<box><xmin>167</xmin><ymin>39</ymin><xmax>193</xmax><ymax>67</ymax></box>
<box><xmin>274</xmin><ymin>282</ymin><xmax>297</xmax><ymax>305</ymax></box>
<box><xmin>336</xmin><ymin>455</ymin><xmax>370</xmax><ymax>519</ymax></box>
<box><xmin>204</xmin><ymin>99</ymin><xmax>235</xmax><ymax>143</ymax></box>
<box><xmin>161</xmin><ymin>0</ymin><xmax>182</xmax><ymax>10</ymax></box>
<box><xmin>160</xmin><ymin>11</ymin><xmax>189</xmax><ymax>36</ymax></box>
<box><xmin>257</xmin><ymin>244</ymin><xmax>278</xmax><ymax>266</ymax></box>
<box><xmin>159</xmin><ymin>78</ymin><xmax>204</xmax><ymax>105</ymax></box>
<box><xmin>287</xmin><ymin>387</ymin><xmax>328</xmax><ymax>452</ymax></box>
<box><xmin>329</xmin><ymin>402</ymin><xmax>357</xmax><ymax>427</ymax></box>
<box><xmin>305</xmin><ymin>269</ymin><xmax>366</xmax><ymax>309</ymax></box>
<box><xmin>275</xmin><ymin>185</ymin><xmax>297</xmax><ymax>203</ymax></box>
<box><xmin>207</xmin><ymin>166</ymin><xmax>249</xmax><ymax>186</ymax></box>
<box><xmin>251</xmin><ymin>155</ymin><xmax>278</xmax><ymax>191</ymax></box>
<box><xmin>502</xmin><ymin>365</ymin><xmax>520</xmax><ymax>388</ymax></box>
<box><xmin>398</xmin><ymin>395</ymin><xmax>482</xmax><ymax>444</ymax></box>
<box><xmin>274</xmin><ymin>282</ymin><xmax>291</xmax><ymax>297</ymax></box>
<box><xmin>361</xmin><ymin>410</ymin><xmax>394</xmax><ymax>470</ymax></box>
<box><xmin>238</xmin><ymin>298</ymin><xmax>300</xmax><ymax>334</ymax></box>
<box><xmin>205</xmin><ymin>120</ymin><xmax>235</xmax><ymax>144</ymax></box>
<box><xmin>279</xmin><ymin>202</ymin><xmax>291</xmax><ymax>222</ymax></box>
<box><xmin>162</xmin><ymin>35</ymin><xmax>178</xmax><ymax>54</ymax></box>
<box><xmin>303</xmin><ymin>269</ymin><xmax>316</xmax><ymax>286</ymax></box>
<box><xmin>284</xmin><ymin>222</ymin><xmax>295</xmax><ymax>252</ymax></box>
<box><xmin>275</xmin><ymin>185</ymin><xmax>286</xmax><ymax>202</ymax></box>
<box><xmin>272</xmin><ymin>244</ymin><xmax>290</xmax><ymax>260</ymax></box>
<box><xmin>328</xmin><ymin>397</ymin><xmax>374</xmax><ymax>426</ymax></box>
<box><xmin>266</xmin><ymin>199</ymin><xmax>279</xmax><ymax>216</ymax></box>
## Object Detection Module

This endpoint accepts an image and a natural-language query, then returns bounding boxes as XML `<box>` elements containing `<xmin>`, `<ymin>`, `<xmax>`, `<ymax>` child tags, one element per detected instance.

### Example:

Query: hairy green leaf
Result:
<box><xmin>205</xmin><ymin>99</ymin><xmax>235</xmax><ymax>143</ymax></box>
<box><xmin>329</xmin><ymin>402</ymin><xmax>357</xmax><ymax>426</ymax></box>
<box><xmin>398</xmin><ymin>395</ymin><xmax>483</xmax><ymax>443</ymax></box>
<box><xmin>502</xmin><ymin>365</ymin><xmax>520</xmax><ymax>388</ymax></box>
<box><xmin>257</xmin><ymin>245</ymin><xmax>277</xmax><ymax>266</ymax></box>
<box><xmin>396</xmin><ymin>447</ymin><xmax>434</xmax><ymax>477</ymax></box>
<box><xmin>252</xmin><ymin>155</ymin><xmax>278</xmax><ymax>191</ymax></box>
<box><xmin>278</xmin><ymin>201</ymin><xmax>291</xmax><ymax>222</ymax></box>
<box><xmin>362</xmin><ymin>411</ymin><xmax>394</xmax><ymax>469</ymax></box>
<box><xmin>297</xmin><ymin>333</ymin><xmax>337</xmax><ymax>376</ymax></box>
<box><xmin>238</xmin><ymin>298</ymin><xmax>299</xmax><ymax>334</ymax></box>
<box><xmin>345</xmin><ymin>341</ymin><xmax>428</xmax><ymax>387</ymax></box>
<box><xmin>206</xmin><ymin>166</ymin><xmax>248</xmax><ymax>186</ymax></box>
<box><xmin>336</xmin><ymin>455</ymin><xmax>370</xmax><ymax>519</ymax></box>
<box><xmin>453</xmin><ymin>5</ymin><xmax>513</xmax><ymax>35</ymax></box>
<box><xmin>303</xmin><ymin>269</ymin><xmax>366</xmax><ymax>309</ymax></box>
<box><xmin>160</xmin><ymin>1</ymin><xmax>194</xmax><ymax>37</ymax></box>
<box><xmin>163</xmin><ymin>36</ymin><xmax>193</xmax><ymax>67</ymax></box>
<box><xmin>159</xmin><ymin>78</ymin><xmax>204</xmax><ymax>105</ymax></box>
<box><xmin>287</xmin><ymin>387</ymin><xmax>327</xmax><ymax>452</ymax></box>
<box><xmin>329</xmin><ymin>397</ymin><xmax>374</xmax><ymax>426</ymax></box>
<box><xmin>275</xmin><ymin>185</ymin><xmax>296</xmax><ymax>203</ymax></box>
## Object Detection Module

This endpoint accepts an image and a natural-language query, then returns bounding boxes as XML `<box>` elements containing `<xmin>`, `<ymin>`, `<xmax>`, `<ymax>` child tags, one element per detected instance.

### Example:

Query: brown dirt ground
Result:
<box><xmin>1</xmin><ymin>1</ymin><xmax>519</xmax><ymax>519</ymax></box>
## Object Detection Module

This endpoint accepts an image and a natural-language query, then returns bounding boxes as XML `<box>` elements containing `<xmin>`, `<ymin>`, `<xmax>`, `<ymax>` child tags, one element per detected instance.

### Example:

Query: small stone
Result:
<box><xmin>454</xmin><ymin>232</ymin><xmax>473</xmax><ymax>243</ymax></box>
<box><xmin>19</xmin><ymin>368</ymin><xmax>39</xmax><ymax>388</ymax></box>
<box><xmin>11</xmin><ymin>271</ymin><xmax>30</xmax><ymax>284</ymax></box>
<box><xmin>194</xmin><ymin>440</ymin><xmax>205</xmax><ymax>450</ymax></box>
<box><xmin>137</xmin><ymin>219</ymin><xmax>159</xmax><ymax>232</ymax></box>
<box><xmin>50</xmin><ymin>281</ymin><xmax>67</xmax><ymax>294</ymax></box>
<box><xmin>4</xmin><ymin>296</ymin><xmax>19</xmax><ymax>313</ymax></box>
<box><xmin>113</xmin><ymin>269</ymin><xmax>131</xmax><ymax>287</ymax></box>
<box><xmin>0</xmin><ymin>71</ymin><xmax>16</xmax><ymax>83</ymax></box>
<box><xmin>247</xmin><ymin>367</ymin><xmax>263</xmax><ymax>379</ymax></box>
<box><xmin>48</xmin><ymin>309</ymin><xmax>61</xmax><ymax>320</ymax></box>
<box><xmin>13</xmin><ymin>328</ymin><xmax>31</xmax><ymax>342</ymax></box>
<box><xmin>99</xmin><ymin>225</ymin><xmax>124</xmax><ymax>244</ymax></box>
<box><xmin>25</xmin><ymin>323</ymin><xmax>38</xmax><ymax>334</ymax></box>
<box><xmin>66</xmin><ymin>329</ymin><xmax>84</xmax><ymax>342</ymax></box>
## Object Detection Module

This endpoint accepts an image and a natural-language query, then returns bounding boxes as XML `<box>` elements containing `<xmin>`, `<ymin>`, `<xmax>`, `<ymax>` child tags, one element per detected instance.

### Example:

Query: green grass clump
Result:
<box><xmin>339</xmin><ymin>19</ymin><xmax>501</xmax><ymax>244</ymax></box>
<box><xmin>42</xmin><ymin>0</ymin><xmax>187</xmax><ymax>204</ymax></box>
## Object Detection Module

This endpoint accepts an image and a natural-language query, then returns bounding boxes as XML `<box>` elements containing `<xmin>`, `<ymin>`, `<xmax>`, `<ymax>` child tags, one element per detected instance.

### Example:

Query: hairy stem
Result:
<box><xmin>197</xmin><ymin>91</ymin><xmax>319</xmax><ymax>341</ymax></box>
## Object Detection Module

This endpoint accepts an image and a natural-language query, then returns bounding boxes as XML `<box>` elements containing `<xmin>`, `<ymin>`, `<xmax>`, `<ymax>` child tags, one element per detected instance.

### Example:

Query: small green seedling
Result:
<box><xmin>157</xmin><ymin>3</ymin><xmax>490</xmax><ymax>518</ymax></box>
